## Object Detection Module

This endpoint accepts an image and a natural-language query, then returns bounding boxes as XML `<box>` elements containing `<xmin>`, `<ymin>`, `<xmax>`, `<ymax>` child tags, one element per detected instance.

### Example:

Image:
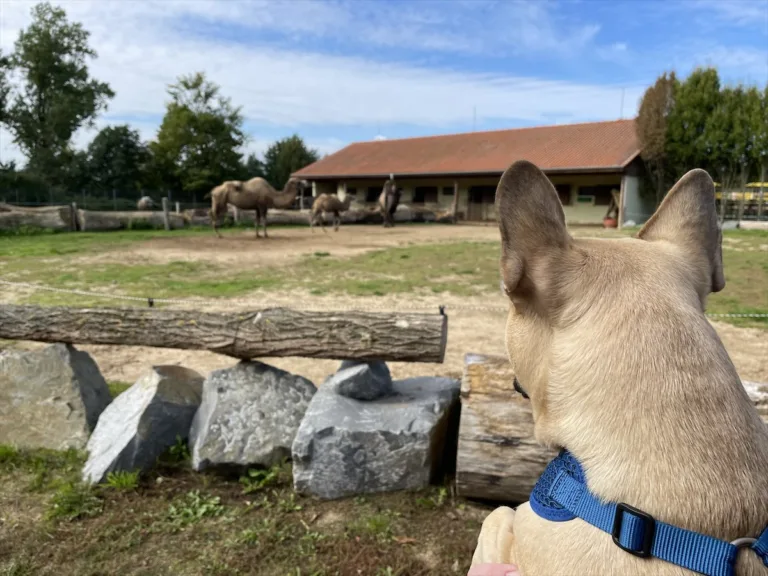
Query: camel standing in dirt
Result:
<box><xmin>378</xmin><ymin>179</ymin><xmax>401</xmax><ymax>228</ymax></box>
<box><xmin>205</xmin><ymin>177</ymin><xmax>308</xmax><ymax>238</ymax></box>
<box><xmin>310</xmin><ymin>193</ymin><xmax>353</xmax><ymax>233</ymax></box>
<box><xmin>137</xmin><ymin>196</ymin><xmax>155</xmax><ymax>211</ymax></box>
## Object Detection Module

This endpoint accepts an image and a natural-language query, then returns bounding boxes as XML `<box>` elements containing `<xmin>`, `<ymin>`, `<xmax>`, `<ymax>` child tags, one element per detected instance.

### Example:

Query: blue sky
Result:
<box><xmin>1</xmin><ymin>0</ymin><xmax>767</xmax><ymax>164</ymax></box>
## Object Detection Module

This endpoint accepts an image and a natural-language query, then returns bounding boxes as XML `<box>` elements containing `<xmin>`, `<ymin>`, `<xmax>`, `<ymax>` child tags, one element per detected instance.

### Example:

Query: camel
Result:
<box><xmin>204</xmin><ymin>177</ymin><xmax>309</xmax><ymax>238</ymax></box>
<box><xmin>309</xmin><ymin>193</ymin><xmax>353</xmax><ymax>233</ymax></box>
<box><xmin>377</xmin><ymin>178</ymin><xmax>401</xmax><ymax>227</ymax></box>
<box><xmin>137</xmin><ymin>196</ymin><xmax>155</xmax><ymax>211</ymax></box>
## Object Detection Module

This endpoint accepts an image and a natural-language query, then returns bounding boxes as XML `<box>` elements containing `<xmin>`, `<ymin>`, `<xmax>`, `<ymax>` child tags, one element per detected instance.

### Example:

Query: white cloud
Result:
<box><xmin>696</xmin><ymin>0</ymin><xmax>768</xmax><ymax>27</ymax></box>
<box><xmin>0</xmin><ymin>0</ymin><xmax>643</xmax><ymax>167</ymax></box>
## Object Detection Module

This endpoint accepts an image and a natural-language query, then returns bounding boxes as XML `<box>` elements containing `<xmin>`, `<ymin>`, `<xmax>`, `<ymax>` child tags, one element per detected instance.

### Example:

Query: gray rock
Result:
<box><xmin>328</xmin><ymin>360</ymin><xmax>393</xmax><ymax>401</ymax></box>
<box><xmin>0</xmin><ymin>344</ymin><xmax>111</xmax><ymax>450</ymax></box>
<box><xmin>82</xmin><ymin>365</ymin><xmax>203</xmax><ymax>484</ymax></box>
<box><xmin>292</xmin><ymin>376</ymin><xmax>460</xmax><ymax>500</ymax></box>
<box><xmin>190</xmin><ymin>361</ymin><xmax>316</xmax><ymax>471</ymax></box>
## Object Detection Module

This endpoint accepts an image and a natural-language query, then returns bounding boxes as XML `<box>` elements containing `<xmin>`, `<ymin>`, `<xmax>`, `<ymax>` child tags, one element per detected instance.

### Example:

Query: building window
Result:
<box><xmin>578</xmin><ymin>185</ymin><xmax>616</xmax><ymax>206</ymax></box>
<box><xmin>413</xmin><ymin>186</ymin><xmax>438</xmax><ymax>204</ymax></box>
<box><xmin>554</xmin><ymin>184</ymin><xmax>571</xmax><ymax>206</ymax></box>
<box><xmin>366</xmin><ymin>187</ymin><xmax>380</xmax><ymax>203</ymax></box>
<box><xmin>443</xmin><ymin>186</ymin><xmax>455</xmax><ymax>196</ymax></box>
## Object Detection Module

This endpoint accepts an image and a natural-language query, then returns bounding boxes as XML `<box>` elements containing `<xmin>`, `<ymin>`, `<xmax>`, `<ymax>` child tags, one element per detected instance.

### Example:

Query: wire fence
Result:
<box><xmin>1</xmin><ymin>278</ymin><xmax>766</xmax><ymax>319</ymax></box>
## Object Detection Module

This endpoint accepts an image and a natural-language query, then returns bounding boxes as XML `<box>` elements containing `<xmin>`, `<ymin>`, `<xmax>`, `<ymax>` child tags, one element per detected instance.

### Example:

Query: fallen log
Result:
<box><xmin>0</xmin><ymin>304</ymin><xmax>448</xmax><ymax>363</ymax></box>
<box><xmin>455</xmin><ymin>353</ymin><xmax>768</xmax><ymax>504</ymax></box>
<box><xmin>76</xmin><ymin>210</ymin><xmax>186</xmax><ymax>231</ymax></box>
<box><xmin>0</xmin><ymin>205</ymin><xmax>74</xmax><ymax>231</ymax></box>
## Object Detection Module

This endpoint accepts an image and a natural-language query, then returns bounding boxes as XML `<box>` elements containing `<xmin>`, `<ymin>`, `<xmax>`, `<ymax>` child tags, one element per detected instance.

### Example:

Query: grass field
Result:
<box><xmin>1</xmin><ymin>225</ymin><xmax>766</xmax><ymax>325</ymax></box>
<box><xmin>0</xmin><ymin>223</ymin><xmax>767</xmax><ymax>575</ymax></box>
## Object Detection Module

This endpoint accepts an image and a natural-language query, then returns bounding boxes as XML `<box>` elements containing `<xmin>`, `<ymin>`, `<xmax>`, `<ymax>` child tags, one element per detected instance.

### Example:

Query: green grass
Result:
<box><xmin>107</xmin><ymin>381</ymin><xmax>131</xmax><ymax>398</ymax></box>
<box><xmin>105</xmin><ymin>470</ymin><xmax>140</xmax><ymax>491</ymax></box>
<box><xmin>1</xmin><ymin>227</ymin><xmax>765</xmax><ymax>328</ymax></box>
<box><xmin>0</xmin><ymin>444</ymin><xmax>480</xmax><ymax>575</ymax></box>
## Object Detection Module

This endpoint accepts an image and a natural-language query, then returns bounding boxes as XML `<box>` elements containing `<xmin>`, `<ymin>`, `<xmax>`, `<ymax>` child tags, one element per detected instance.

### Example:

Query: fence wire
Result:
<box><xmin>1</xmin><ymin>278</ymin><xmax>766</xmax><ymax>319</ymax></box>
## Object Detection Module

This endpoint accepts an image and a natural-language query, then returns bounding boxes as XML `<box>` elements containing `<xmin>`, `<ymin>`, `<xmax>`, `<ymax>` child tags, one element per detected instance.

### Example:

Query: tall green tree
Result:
<box><xmin>704</xmin><ymin>87</ymin><xmax>742</xmax><ymax>193</ymax></box>
<box><xmin>87</xmin><ymin>124</ymin><xmax>150</xmax><ymax>198</ymax></box>
<box><xmin>0</xmin><ymin>2</ymin><xmax>113</xmax><ymax>189</ymax></box>
<box><xmin>242</xmin><ymin>152</ymin><xmax>265</xmax><ymax>179</ymax></box>
<box><xmin>666</xmin><ymin>67</ymin><xmax>721</xmax><ymax>176</ymax></box>
<box><xmin>263</xmin><ymin>135</ymin><xmax>319</xmax><ymax>190</ymax></box>
<box><xmin>636</xmin><ymin>72</ymin><xmax>676</xmax><ymax>205</ymax></box>
<box><xmin>0</xmin><ymin>50</ymin><xmax>10</xmax><ymax>123</ymax></box>
<box><xmin>150</xmin><ymin>72</ymin><xmax>245</xmax><ymax>201</ymax></box>
<box><xmin>748</xmin><ymin>87</ymin><xmax>768</xmax><ymax>188</ymax></box>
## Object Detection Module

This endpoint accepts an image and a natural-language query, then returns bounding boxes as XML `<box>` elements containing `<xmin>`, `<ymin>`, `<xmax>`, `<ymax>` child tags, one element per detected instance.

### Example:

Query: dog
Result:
<box><xmin>470</xmin><ymin>161</ymin><xmax>768</xmax><ymax>575</ymax></box>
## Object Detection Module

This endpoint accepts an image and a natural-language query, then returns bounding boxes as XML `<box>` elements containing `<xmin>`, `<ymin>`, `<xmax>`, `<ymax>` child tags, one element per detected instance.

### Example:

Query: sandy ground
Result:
<box><xmin>3</xmin><ymin>224</ymin><xmax>767</xmax><ymax>385</ymax></box>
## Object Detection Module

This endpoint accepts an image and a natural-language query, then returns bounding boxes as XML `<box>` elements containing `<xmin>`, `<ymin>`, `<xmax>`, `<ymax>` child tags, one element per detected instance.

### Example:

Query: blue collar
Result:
<box><xmin>530</xmin><ymin>450</ymin><xmax>768</xmax><ymax>576</ymax></box>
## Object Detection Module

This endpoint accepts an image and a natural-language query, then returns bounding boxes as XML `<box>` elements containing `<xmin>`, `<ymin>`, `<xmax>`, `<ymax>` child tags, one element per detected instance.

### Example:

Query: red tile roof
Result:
<box><xmin>294</xmin><ymin>119</ymin><xmax>640</xmax><ymax>179</ymax></box>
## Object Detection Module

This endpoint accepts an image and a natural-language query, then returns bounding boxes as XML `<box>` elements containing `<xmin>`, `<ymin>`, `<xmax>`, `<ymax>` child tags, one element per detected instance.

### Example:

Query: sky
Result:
<box><xmin>0</xmin><ymin>0</ymin><xmax>767</xmax><ymax>166</ymax></box>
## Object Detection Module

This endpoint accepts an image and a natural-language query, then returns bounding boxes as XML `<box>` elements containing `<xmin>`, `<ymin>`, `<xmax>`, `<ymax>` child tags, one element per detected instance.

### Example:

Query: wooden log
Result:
<box><xmin>77</xmin><ymin>210</ymin><xmax>185</xmax><ymax>231</ymax></box>
<box><xmin>0</xmin><ymin>205</ymin><xmax>73</xmax><ymax>231</ymax></box>
<box><xmin>455</xmin><ymin>353</ymin><xmax>768</xmax><ymax>504</ymax></box>
<box><xmin>0</xmin><ymin>304</ymin><xmax>448</xmax><ymax>363</ymax></box>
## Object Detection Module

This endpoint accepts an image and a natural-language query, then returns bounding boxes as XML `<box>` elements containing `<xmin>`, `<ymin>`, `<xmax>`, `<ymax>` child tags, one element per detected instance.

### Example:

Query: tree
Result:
<box><xmin>87</xmin><ymin>125</ymin><xmax>149</xmax><ymax>198</ymax></box>
<box><xmin>636</xmin><ymin>72</ymin><xmax>676</xmax><ymax>205</ymax></box>
<box><xmin>750</xmin><ymin>87</ymin><xmax>768</xmax><ymax>217</ymax></box>
<box><xmin>666</xmin><ymin>67</ymin><xmax>721</xmax><ymax>177</ymax></box>
<box><xmin>242</xmin><ymin>152</ymin><xmax>265</xmax><ymax>179</ymax></box>
<box><xmin>705</xmin><ymin>87</ymin><xmax>741</xmax><ymax>197</ymax></box>
<box><xmin>150</xmin><ymin>72</ymin><xmax>245</xmax><ymax>201</ymax></box>
<box><xmin>0</xmin><ymin>50</ymin><xmax>10</xmax><ymax>123</ymax></box>
<box><xmin>263</xmin><ymin>135</ymin><xmax>319</xmax><ymax>190</ymax></box>
<box><xmin>0</xmin><ymin>2</ymin><xmax>113</xmax><ymax>189</ymax></box>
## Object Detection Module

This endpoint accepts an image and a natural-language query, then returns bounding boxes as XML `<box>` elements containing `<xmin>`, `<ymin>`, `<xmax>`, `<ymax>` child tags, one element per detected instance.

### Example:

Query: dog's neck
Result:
<box><xmin>540</xmin><ymin>292</ymin><xmax>768</xmax><ymax>539</ymax></box>
<box><xmin>522</xmin><ymin>239</ymin><xmax>768</xmax><ymax>542</ymax></box>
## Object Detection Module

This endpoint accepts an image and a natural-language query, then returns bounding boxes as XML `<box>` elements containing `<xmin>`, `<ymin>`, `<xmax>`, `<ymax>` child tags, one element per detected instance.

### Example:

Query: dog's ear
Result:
<box><xmin>496</xmin><ymin>160</ymin><xmax>571</xmax><ymax>306</ymax></box>
<box><xmin>637</xmin><ymin>169</ymin><xmax>725</xmax><ymax>293</ymax></box>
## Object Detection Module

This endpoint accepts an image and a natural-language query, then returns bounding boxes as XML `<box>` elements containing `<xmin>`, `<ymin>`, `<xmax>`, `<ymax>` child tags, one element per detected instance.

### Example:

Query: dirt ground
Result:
<box><xmin>6</xmin><ymin>224</ymin><xmax>767</xmax><ymax>386</ymax></box>
<box><xmin>85</xmin><ymin>222</ymin><xmax>503</xmax><ymax>268</ymax></box>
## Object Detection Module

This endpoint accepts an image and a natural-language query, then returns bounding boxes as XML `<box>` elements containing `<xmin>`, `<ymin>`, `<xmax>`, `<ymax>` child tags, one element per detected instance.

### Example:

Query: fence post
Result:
<box><xmin>233</xmin><ymin>206</ymin><xmax>240</xmax><ymax>224</ymax></box>
<box><xmin>452</xmin><ymin>180</ymin><xmax>459</xmax><ymax>223</ymax></box>
<box><xmin>161</xmin><ymin>197</ymin><xmax>170</xmax><ymax>231</ymax></box>
<box><xmin>759</xmin><ymin>166</ymin><xmax>765</xmax><ymax>221</ymax></box>
<box><xmin>70</xmin><ymin>202</ymin><xmax>78</xmax><ymax>232</ymax></box>
<box><xmin>175</xmin><ymin>201</ymin><xmax>180</xmax><ymax>214</ymax></box>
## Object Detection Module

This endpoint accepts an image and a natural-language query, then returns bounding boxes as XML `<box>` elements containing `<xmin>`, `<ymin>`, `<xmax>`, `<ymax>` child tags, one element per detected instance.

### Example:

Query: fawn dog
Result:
<box><xmin>470</xmin><ymin>161</ymin><xmax>768</xmax><ymax>575</ymax></box>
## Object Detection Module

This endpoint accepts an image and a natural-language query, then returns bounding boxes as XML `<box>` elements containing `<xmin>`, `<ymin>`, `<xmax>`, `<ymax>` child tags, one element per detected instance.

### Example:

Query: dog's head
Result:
<box><xmin>496</xmin><ymin>160</ymin><xmax>724</xmax><ymax>444</ymax></box>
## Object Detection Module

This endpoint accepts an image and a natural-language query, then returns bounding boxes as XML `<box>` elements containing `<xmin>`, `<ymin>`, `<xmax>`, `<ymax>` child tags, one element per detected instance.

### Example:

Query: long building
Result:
<box><xmin>293</xmin><ymin>119</ymin><xmax>652</xmax><ymax>226</ymax></box>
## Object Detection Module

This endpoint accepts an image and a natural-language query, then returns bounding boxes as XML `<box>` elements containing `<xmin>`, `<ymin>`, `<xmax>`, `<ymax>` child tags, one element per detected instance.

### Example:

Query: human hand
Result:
<box><xmin>467</xmin><ymin>563</ymin><xmax>520</xmax><ymax>576</ymax></box>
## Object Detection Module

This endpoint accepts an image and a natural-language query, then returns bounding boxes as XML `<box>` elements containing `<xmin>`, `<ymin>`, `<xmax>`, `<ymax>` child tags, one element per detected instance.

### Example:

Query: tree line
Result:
<box><xmin>637</xmin><ymin>68</ymin><xmax>767</xmax><ymax>206</ymax></box>
<box><xmin>0</xmin><ymin>2</ymin><xmax>319</xmax><ymax>207</ymax></box>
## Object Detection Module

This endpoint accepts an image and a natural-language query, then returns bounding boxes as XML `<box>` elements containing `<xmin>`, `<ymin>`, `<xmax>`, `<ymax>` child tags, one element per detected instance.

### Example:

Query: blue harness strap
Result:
<box><xmin>530</xmin><ymin>451</ymin><xmax>768</xmax><ymax>576</ymax></box>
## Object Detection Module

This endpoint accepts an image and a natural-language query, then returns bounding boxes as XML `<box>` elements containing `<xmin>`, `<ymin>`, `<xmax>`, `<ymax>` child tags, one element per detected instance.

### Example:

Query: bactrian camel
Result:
<box><xmin>378</xmin><ymin>178</ymin><xmax>401</xmax><ymax>228</ymax></box>
<box><xmin>310</xmin><ymin>193</ymin><xmax>353</xmax><ymax>233</ymax></box>
<box><xmin>137</xmin><ymin>196</ymin><xmax>155</xmax><ymax>211</ymax></box>
<box><xmin>205</xmin><ymin>177</ymin><xmax>308</xmax><ymax>238</ymax></box>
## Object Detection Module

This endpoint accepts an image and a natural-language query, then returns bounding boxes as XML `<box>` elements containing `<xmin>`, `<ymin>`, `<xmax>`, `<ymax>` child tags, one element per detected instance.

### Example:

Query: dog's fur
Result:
<box><xmin>471</xmin><ymin>161</ymin><xmax>768</xmax><ymax>575</ymax></box>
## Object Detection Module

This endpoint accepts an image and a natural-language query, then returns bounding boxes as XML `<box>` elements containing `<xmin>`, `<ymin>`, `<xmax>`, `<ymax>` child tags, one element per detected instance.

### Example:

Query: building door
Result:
<box><xmin>468</xmin><ymin>186</ymin><xmax>496</xmax><ymax>221</ymax></box>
